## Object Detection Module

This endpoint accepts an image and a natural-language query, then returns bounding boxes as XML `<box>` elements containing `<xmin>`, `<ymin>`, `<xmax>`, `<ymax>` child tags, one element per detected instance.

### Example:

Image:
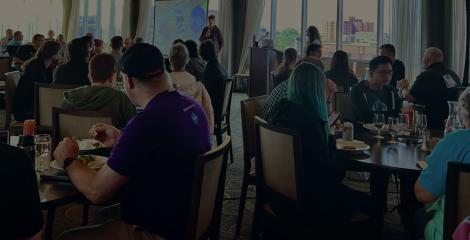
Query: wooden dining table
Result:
<box><xmin>10</xmin><ymin>136</ymin><xmax>83</xmax><ymax>240</ymax></box>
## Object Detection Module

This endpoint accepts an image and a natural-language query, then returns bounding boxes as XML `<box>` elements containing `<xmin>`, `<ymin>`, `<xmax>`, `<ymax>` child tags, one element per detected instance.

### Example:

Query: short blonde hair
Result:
<box><xmin>170</xmin><ymin>43</ymin><xmax>189</xmax><ymax>70</ymax></box>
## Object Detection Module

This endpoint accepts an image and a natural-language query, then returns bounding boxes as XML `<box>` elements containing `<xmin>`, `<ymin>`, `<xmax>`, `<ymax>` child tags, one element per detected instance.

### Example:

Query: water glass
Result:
<box><xmin>415</xmin><ymin>114</ymin><xmax>428</xmax><ymax>137</ymax></box>
<box><xmin>35</xmin><ymin>134</ymin><xmax>50</xmax><ymax>173</ymax></box>
<box><xmin>388</xmin><ymin>117</ymin><xmax>400</xmax><ymax>144</ymax></box>
<box><xmin>398</xmin><ymin>113</ymin><xmax>410</xmax><ymax>130</ymax></box>
<box><xmin>373</xmin><ymin>113</ymin><xmax>385</xmax><ymax>139</ymax></box>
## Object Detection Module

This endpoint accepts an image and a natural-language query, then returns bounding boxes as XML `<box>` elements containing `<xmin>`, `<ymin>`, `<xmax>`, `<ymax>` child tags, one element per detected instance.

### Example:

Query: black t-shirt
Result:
<box><xmin>389</xmin><ymin>59</ymin><xmax>405</xmax><ymax>88</ymax></box>
<box><xmin>351</xmin><ymin>80</ymin><xmax>402</xmax><ymax>123</ymax></box>
<box><xmin>410</xmin><ymin>62</ymin><xmax>461</xmax><ymax>130</ymax></box>
<box><xmin>53</xmin><ymin>60</ymin><xmax>90</xmax><ymax>86</ymax></box>
<box><xmin>14</xmin><ymin>44</ymin><xmax>36</xmax><ymax>61</ymax></box>
<box><xmin>0</xmin><ymin>143</ymin><xmax>43</xmax><ymax>238</ymax></box>
<box><xmin>325</xmin><ymin>69</ymin><xmax>359</xmax><ymax>92</ymax></box>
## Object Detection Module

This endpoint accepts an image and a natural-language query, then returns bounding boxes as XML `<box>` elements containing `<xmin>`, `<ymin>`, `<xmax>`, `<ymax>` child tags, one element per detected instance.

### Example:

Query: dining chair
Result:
<box><xmin>34</xmin><ymin>83</ymin><xmax>79</xmax><ymax>131</ymax></box>
<box><xmin>443</xmin><ymin>162</ymin><xmax>470</xmax><ymax>240</ymax></box>
<box><xmin>51</xmin><ymin>107</ymin><xmax>118</xmax><ymax>150</ymax></box>
<box><xmin>214</xmin><ymin>78</ymin><xmax>234</xmax><ymax>163</ymax></box>
<box><xmin>185</xmin><ymin>136</ymin><xmax>231</xmax><ymax>240</ymax></box>
<box><xmin>0</xmin><ymin>57</ymin><xmax>11</xmax><ymax>75</ymax></box>
<box><xmin>3</xmin><ymin>71</ymin><xmax>21</xmax><ymax>129</ymax></box>
<box><xmin>235</xmin><ymin>95</ymin><xmax>267</xmax><ymax>235</ymax></box>
<box><xmin>251</xmin><ymin>116</ymin><xmax>306</xmax><ymax>239</ymax></box>
<box><xmin>333</xmin><ymin>92</ymin><xmax>355</xmax><ymax>122</ymax></box>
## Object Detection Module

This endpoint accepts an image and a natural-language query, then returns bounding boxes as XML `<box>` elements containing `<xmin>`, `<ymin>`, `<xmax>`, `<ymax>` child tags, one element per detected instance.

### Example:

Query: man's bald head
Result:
<box><xmin>423</xmin><ymin>47</ymin><xmax>444</xmax><ymax>68</ymax></box>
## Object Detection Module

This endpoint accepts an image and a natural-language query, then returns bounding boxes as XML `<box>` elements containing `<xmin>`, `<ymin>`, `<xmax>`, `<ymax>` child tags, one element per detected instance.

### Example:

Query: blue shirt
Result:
<box><xmin>419</xmin><ymin>129</ymin><xmax>470</xmax><ymax>196</ymax></box>
<box><xmin>7</xmin><ymin>39</ymin><xmax>22</xmax><ymax>46</ymax></box>
<box><xmin>107</xmin><ymin>90</ymin><xmax>211</xmax><ymax>238</ymax></box>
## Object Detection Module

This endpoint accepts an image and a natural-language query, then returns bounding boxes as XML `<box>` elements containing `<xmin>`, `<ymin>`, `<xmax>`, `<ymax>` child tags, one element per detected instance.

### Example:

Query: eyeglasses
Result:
<box><xmin>376</xmin><ymin>70</ymin><xmax>394</xmax><ymax>76</ymax></box>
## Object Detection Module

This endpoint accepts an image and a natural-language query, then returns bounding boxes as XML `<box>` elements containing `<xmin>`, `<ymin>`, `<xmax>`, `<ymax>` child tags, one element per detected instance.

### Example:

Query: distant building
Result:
<box><xmin>344</xmin><ymin>17</ymin><xmax>374</xmax><ymax>36</ymax></box>
<box><xmin>322</xmin><ymin>21</ymin><xmax>336</xmax><ymax>42</ymax></box>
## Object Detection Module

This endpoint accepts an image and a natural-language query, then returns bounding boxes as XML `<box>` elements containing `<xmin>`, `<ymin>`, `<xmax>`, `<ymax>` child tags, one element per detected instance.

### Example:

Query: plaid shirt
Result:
<box><xmin>261</xmin><ymin>80</ymin><xmax>288</xmax><ymax>120</ymax></box>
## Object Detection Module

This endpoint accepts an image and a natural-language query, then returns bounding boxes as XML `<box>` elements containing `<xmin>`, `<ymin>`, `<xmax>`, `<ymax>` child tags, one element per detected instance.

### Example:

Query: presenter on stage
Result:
<box><xmin>199</xmin><ymin>15</ymin><xmax>224</xmax><ymax>52</ymax></box>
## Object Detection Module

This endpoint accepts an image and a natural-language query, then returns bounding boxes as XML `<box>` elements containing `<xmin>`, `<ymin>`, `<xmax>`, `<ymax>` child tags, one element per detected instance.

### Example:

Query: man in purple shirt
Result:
<box><xmin>53</xmin><ymin>43</ymin><xmax>211</xmax><ymax>239</ymax></box>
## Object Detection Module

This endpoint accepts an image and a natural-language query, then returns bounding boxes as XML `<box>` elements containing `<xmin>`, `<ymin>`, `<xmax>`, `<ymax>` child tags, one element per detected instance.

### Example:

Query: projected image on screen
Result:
<box><xmin>153</xmin><ymin>0</ymin><xmax>208</xmax><ymax>55</ymax></box>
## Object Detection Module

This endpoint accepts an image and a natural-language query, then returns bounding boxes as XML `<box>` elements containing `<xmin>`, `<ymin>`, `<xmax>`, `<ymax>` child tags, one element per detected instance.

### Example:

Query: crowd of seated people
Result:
<box><xmin>3</xmin><ymin>21</ymin><xmax>470</xmax><ymax>240</ymax></box>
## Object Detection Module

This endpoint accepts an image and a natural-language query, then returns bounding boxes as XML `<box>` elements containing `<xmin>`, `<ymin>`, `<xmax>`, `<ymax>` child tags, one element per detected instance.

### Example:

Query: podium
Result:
<box><xmin>248</xmin><ymin>47</ymin><xmax>277</xmax><ymax>97</ymax></box>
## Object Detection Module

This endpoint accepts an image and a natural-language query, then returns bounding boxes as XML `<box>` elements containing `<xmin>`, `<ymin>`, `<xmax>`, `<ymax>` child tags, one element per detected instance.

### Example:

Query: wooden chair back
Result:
<box><xmin>34</xmin><ymin>83</ymin><xmax>78</xmax><ymax>128</ymax></box>
<box><xmin>3</xmin><ymin>71</ymin><xmax>20</xmax><ymax>127</ymax></box>
<box><xmin>254</xmin><ymin>116</ymin><xmax>303</xmax><ymax>202</ymax></box>
<box><xmin>52</xmin><ymin>107</ymin><xmax>118</xmax><ymax>149</ymax></box>
<box><xmin>0</xmin><ymin>57</ymin><xmax>11</xmax><ymax>75</ymax></box>
<box><xmin>444</xmin><ymin>162</ymin><xmax>470</xmax><ymax>240</ymax></box>
<box><xmin>240</xmin><ymin>96</ymin><xmax>267</xmax><ymax>162</ymax></box>
<box><xmin>221</xmin><ymin>78</ymin><xmax>233</xmax><ymax>121</ymax></box>
<box><xmin>186</xmin><ymin>136</ymin><xmax>231</xmax><ymax>240</ymax></box>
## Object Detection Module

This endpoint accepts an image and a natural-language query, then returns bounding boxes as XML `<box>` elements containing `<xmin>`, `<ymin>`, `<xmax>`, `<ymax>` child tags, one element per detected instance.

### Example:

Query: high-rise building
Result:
<box><xmin>323</xmin><ymin>21</ymin><xmax>336</xmax><ymax>42</ymax></box>
<box><xmin>344</xmin><ymin>17</ymin><xmax>375</xmax><ymax>35</ymax></box>
<box><xmin>364</xmin><ymin>22</ymin><xmax>374</xmax><ymax>32</ymax></box>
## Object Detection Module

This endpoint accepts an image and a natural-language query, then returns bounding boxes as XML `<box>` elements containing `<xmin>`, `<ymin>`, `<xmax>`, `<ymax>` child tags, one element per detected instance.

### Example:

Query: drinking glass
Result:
<box><xmin>388</xmin><ymin>117</ymin><xmax>400</xmax><ymax>144</ymax></box>
<box><xmin>398</xmin><ymin>113</ymin><xmax>410</xmax><ymax>130</ymax></box>
<box><xmin>415</xmin><ymin>114</ymin><xmax>428</xmax><ymax>137</ymax></box>
<box><xmin>373</xmin><ymin>113</ymin><xmax>385</xmax><ymax>139</ymax></box>
<box><xmin>35</xmin><ymin>134</ymin><xmax>50</xmax><ymax>173</ymax></box>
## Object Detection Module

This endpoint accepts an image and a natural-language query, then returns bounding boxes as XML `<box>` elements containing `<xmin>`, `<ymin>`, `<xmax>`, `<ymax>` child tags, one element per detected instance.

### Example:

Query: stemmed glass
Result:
<box><xmin>35</xmin><ymin>134</ymin><xmax>50</xmax><ymax>173</ymax></box>
<box><xmin>415</xmin><ymin>113</ymin><xmax>428</xmax><ymax>137</ymax></box>
<box><xmin>373</xmin><ymin>113</ymin><xmax>385</xmax><ymax>139</ymax></box>
<box><xmin>388</xmin><ymin>117</ymin><xmax>400</xmax><ymax>144</ymax></box>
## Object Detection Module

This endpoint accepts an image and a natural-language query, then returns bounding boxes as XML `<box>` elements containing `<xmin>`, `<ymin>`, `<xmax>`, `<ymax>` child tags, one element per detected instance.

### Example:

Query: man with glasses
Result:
<box><xmin>379</xmin><ymin>44</ymin><xmax>405</xmax><ymax>88</ymax></box>
<box><xmin>400</xmin><ymin>47</ymin><xmax>461</xmax><ymax>130</ymax></box>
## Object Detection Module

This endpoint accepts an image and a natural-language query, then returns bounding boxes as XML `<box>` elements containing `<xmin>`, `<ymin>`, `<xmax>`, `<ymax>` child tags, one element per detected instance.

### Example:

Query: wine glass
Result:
<box><xmin>35</xmin><ymin>134</ymin><xmax>50</xmax><ymax>173</ymax></box>
<box><xmin>388</xmin><ymin>117</ymin><xmax>400</xmax><ymax>144</ymax></box>
<box><xmin>373</xmin><ymin>113</ymin><xmax>385</xmax><ymax>139</ymax></box>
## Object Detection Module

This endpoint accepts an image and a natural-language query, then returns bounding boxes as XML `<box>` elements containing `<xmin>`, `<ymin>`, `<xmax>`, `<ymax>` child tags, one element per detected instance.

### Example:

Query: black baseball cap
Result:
<box><xmin>120</xmin><ymin>43</ymin><xmax>165</xmax><ymax>80</ymax></box>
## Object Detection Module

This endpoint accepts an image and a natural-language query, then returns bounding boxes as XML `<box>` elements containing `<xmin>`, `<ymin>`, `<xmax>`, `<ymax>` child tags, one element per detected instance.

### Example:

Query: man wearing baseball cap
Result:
<box><xmin>54</xmin><ymin>43</ymin><xmax>211</xmax><ymax>239</ymax></box>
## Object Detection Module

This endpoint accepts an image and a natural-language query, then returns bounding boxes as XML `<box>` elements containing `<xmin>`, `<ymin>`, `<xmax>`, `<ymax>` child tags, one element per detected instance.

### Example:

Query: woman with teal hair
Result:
<box><xmin>268</xmin><ymin>62</ymin><xmax>377</xmax><ymax>238</ymax></box>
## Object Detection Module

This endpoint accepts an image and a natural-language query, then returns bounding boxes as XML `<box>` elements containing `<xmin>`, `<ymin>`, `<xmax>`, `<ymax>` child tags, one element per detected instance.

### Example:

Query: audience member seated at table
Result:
<box><xmin>200</xmin><ymin>40</ymin><xmax>228</xmax><ymax>125</ymax></box>
<box><xmin>184</xmin><ymin>40</ymin><xmax>206</xmax><ymax>82</ymax></box>
<box><xmin>325</xmin><ymin>50</ymin><xmax>358</xmax><ymax>92</ymax></box>
<box><xmin>46</xmin><ymin>29</ymin><xmax>55</xmax><ymax>41</ymax></box>
<box><xmin>170</xmin><ymin>43</ymin><xmax>214</xmax><ymax>132</ymax></box>
<box><xmin>122</xmin><ymin>37</ymin><xmax>133</xmax><ymax>53</ymax></box>
<box><xmin>262</xmin><ymin>57</ymin><xmax>332</xmax><ymax>120</ymax></box>
<box><xmin>53</xmin><ymin>43</ymin><xmax>211</xmax><ymax>240</ymax></box>
<box><xmin>13</xmin><ymin>41</ymin><xmax>61</xmax><ymax>121</ymax></box>
<box><xmin>110</xmin><ymin>36</ymin><xmax>123</xmax><ymax>69</ymax></box>
<box><xmin>302</xmin><ymin>43</ymin><xmax>325</xmax><ymax>70</ymax></box>
<box><xmin>351</xmin><ymin>56</ymin><xmax>401</xmax><ymax>123</ymax></box>
<box><xmin>0</xmin><ymin>28</ymin><xmax>13</xmax><ymax>48</ymax></box>
<box><xmin>53</xmin><ymin>37</ymin><xmax>90</xmax><ymax>86</ymax></box>
<box><xmin>413</xmin><ymin>87</ymin><xmax>470</xmax><ymax>240</ymax></box>
<box><xmin>273</xmin><ymin>48</ymin><xmax>297</xmax><ymax>88</ymax></box>
<box><xmin>267</xmin><ymin>63</ymin><xmax>377</xmax><ymax>238</ymax></box>
<box><xmin>61</xmin><ymin>53</ymin><xmax>136</xmax><ymax>128</ymax></box>
<box><xmin>379</xmin><ymin>44</ymin><xmax>405</xmax><ymax>88</ymax></box>
<box><xmin>14</xmin><ymin>34</ymin><xmax>45</xmax><ymax>67</ymax></box>
<box><xmin>6</xmin><ymin>31</ymin><xmax>23</xmax><ymax>56</ymax></box>
<box><xmin>93</xmin><ymin>39</ymin><xmax>105</xmax><ymax>55</ymax></box>
<box><xmin>306</xmin><ymin>25</ymin><xmax>322</xmax><ymax>45</ymax></box>
<box><xmin>134</xmin><ymin>36</ymin><xmax>144</xmax><ymax>44</ymax></box>
<box><xmin>400</xmin><ymin>47</ymin><xmax>461</xmax><ymax>130</ymax></box>
<box><xmin>1</xmin><ymin>143</ymin><xmax>43</xmax><ymax>240</ymax></box>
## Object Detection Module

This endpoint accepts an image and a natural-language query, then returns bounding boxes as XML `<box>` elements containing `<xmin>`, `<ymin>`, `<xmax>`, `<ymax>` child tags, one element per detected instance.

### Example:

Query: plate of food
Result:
<box><xmin>50</xmin><ymin>155</ymin><xmax>107</xmax><ymax>171</ymax></box>
<box><xmin>362</xmin><ymin>123</ymin><xmax>391</xmax><ymax>134</ymax></box>
<box><xmin>336</xmin><ymin>139</ymin><xmax>370</xmax><ymax>153</ymax></box>
<box><xmin>78</xmin><ymin>139</ymin><xmax>104</xmax><ymax>151</ymax></box>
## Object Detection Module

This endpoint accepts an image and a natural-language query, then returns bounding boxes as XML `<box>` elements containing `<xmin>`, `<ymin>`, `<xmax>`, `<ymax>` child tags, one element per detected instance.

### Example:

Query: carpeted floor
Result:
<box><xmin>1</xmin><ymin>93</ymin><xmax>415</xmax><ymax>239</ymax></box>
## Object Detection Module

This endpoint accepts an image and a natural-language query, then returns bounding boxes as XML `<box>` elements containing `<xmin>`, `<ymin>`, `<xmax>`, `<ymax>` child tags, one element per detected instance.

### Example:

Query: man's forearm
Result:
<box><xmin>66</xmin><ymin>160</ymin><xmax>103</xmax><ymax>204</ymax></box>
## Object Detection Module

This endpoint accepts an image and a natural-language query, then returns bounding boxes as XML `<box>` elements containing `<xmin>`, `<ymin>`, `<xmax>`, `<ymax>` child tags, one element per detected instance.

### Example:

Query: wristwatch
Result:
<box><xmin>63</xmin><ymin>157</ymin><xmax>76</xmax><ymax>171</ymax></box>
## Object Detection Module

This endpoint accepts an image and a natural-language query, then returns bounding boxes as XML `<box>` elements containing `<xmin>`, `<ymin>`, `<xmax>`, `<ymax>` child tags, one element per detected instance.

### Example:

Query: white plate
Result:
<box><xmin>78</xmin><ymin>139</ymin><xmax>104</xmax><ymax>151</ymax></box>
<box><xmin>336</xmin><ymin>139</ymin><xmax>370</xmax><ymax>152</ymax></box>
<box><xmin>50</xmin><ymin>155</ymin><xmax>107</xmax><ymax>171</ymax></box>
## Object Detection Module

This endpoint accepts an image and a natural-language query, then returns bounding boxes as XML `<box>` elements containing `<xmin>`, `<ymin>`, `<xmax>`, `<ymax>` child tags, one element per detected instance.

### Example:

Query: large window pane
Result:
<box><xmin>342</xmin><ymin>0</ymin><xmax>378</xmax><ymax>61</ymax></box>
<box><xmin>258</xmin><ymin>0</ymin><xmax>271</xmax><ymax>40</ymax></box>
<box><xmin>307</xmin><ymin>0</ymin><xmax>337</xmax><ymax>58</ymax></box>
<box><xmin>275</xmin><ymin>0</ymin><xmax>302</xmax><ymax>52</ymax></box>
<box><xmin>77</xmin><ymin>0</ymin><xmax>124</xmax><ymax>42</ymax></box>
<box><xmin>383</xmin><ymin>0</ymin><xmax>392</xmax><ymax>44</ymax></box>
<box><xmin>0</xmin><ymin>0</ymin><xmax>63</xmax><ymax>42</ymax></box>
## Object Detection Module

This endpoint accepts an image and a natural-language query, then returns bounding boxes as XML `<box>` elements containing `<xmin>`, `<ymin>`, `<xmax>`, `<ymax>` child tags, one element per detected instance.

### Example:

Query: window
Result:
<box><xmin>307</xmin><ymin>0</ymin><xmax>337</xmax><ymax>58</ymax></box>
<box><xmin>0</xmin><ymin>0</ymin><xmax>63</xmax><ymax>42</ymax></box>
<box><xmin>275</xmin><ymin>0</ymin><xmax>302</xmax><ymax>52</ymax></box>
<box><xmin>342</xmin><ymin>0</ymin><xmax>378</xmax><ymax>60</ymax></box>
<box><xmin>77</xmin><ymin>0</ymin><xmax>125</xmax><ymax>42</ymax></box>
<box><xmin>144</xmin><ymin>1</ymin><xmax>156</xmax><ymax>43</ymax></box>
<box><xmin>383</xmin><ymin>0</ymin><xmax>392</xmax><ymax>44</ymax></box>
<box><xmin>258</xmin><ymin>0</ymin><xmax>272</xmax><ymax>41</ymax></box>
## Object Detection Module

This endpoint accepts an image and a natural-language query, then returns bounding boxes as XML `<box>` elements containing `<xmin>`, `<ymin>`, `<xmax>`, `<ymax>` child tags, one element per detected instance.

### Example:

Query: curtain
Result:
<box><xmin>450</xmin><ymin>0</ymin><xmax>467</xmax><ymax>80</ymax></box>
<box><xmin>391</xmin><ymin>0</ymin><xmax>422</xmax><ymax>83</ymax></box>
<box><xmin>237</xmin><ymin>0</ymin><xmax>266</xmax><ymax>74</ymax></box>
<box><xmin>121</xmin><ymin>0</ymin><xmax>133</xmax><ymax>38</ymax></box>
<box><xmin>219</xmin><ymin>0</ymin><xmax>233</xmax><ymax>74</ymax></box>
<box><xmin>63</xmin><ymin>0</ymin><xmax>81</xmax><ymax>42</ymax></box>
<box><xmin>135</xmin><ymin>0</ymin><xmax>154</xmax><ymax>40</ymax></box>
